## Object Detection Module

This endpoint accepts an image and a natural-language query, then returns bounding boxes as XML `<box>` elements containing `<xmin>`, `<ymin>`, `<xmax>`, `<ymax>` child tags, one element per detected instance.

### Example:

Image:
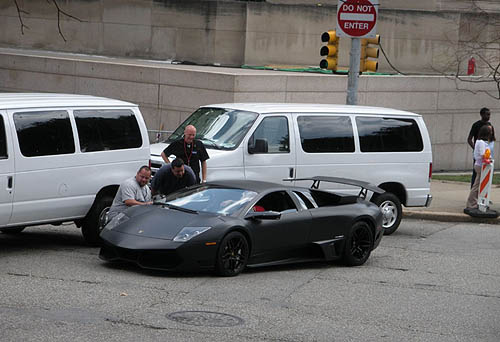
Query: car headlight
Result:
<box><xmin>173</xmin><ymin>226</ymin><xmax>211</xmax><ymax>242</ymax></box>
<box><xmin>104</xmin><ymin>212</ymin><xmax>129</xmax><ymax>230</ymax></box>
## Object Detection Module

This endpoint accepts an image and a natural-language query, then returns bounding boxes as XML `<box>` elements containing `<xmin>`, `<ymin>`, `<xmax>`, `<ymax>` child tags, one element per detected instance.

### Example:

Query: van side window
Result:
<box><xmin>248</xmin><ymin>116</ymin><xmax>289</xmax><ymax>154</ymax></box>
<box><xmin>13</xmin><ymin>110</ymin><xmax>75</xmax><ymax>157</ymax></box>
<box><xmin>297</xmin><ymin>116</ymin><xmax>354</xmax><ymax>153</ymax></box>
<box><xmin>356</xmin><ymin>117</ymin><xmax>423</xmax><ymax>152</ymax></box>
<box><xmin>74</xmin><ymin>109</ymin><xmax>142</xmax><ymax>152</ymax></box>
<box><xmin>0</xmin><ymin>116</ymin><xmax>7</xmax><ymax>159</ymax></box>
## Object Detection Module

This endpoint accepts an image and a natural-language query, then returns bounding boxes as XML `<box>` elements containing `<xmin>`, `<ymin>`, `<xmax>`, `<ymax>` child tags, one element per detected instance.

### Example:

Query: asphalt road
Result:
<box><xmin>1</xmin><ymin>220</ymin><xmax>499</xmax><ymax>342</ymax></box>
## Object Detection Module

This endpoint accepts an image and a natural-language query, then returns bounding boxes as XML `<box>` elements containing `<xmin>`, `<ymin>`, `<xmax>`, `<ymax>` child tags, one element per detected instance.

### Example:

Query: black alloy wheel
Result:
<box><xmin>343</xmin><ymin>221</ymin><xmax>374</xmax><ymax>266</ymax></box>
<box><xmin>216</xmin><ymin>231</ymin><xmax>249</xmax><ymax>277</ymax></box>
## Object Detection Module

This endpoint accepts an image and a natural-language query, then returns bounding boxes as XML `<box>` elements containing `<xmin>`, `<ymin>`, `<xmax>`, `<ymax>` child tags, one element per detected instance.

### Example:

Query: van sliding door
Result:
<box><xmin>0</xmin><ymin>112</ymin><xmax>14</xmax><ymax>225</ymax></box>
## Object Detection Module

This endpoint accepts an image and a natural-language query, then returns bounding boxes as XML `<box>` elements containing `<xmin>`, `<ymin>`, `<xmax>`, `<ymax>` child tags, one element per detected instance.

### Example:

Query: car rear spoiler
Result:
<box><xmin>285</xmin><ymin>176</ymin><xmax>385</xmax><ymax>199</ymax></box>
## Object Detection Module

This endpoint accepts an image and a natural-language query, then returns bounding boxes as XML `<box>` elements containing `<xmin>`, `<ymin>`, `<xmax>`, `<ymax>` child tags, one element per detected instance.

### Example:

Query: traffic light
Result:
<box><xmin>360</xmin><ymin>35</ymin><xmax>380</xmax><ymax>73</ymax></box>
<box><xmin>320</xmin><ymin>30</ymin><xmax>339</xmax><ymax>71</ymax></box>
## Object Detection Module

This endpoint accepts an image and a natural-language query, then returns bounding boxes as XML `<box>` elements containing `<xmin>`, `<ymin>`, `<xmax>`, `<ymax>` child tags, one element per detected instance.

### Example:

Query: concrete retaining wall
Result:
<box><xmin>0</xmin><ymin>48</ymin><xmax>499</xmax><ymax>171</ymax></box>
<box><xmin>1</xmin><ymin>0</ymin><xmax>499</xmax><ymax>74</ymax></box>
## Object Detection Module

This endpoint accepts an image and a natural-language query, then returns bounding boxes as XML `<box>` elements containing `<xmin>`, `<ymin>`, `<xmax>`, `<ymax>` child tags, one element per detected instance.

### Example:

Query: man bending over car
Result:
<box><xmin>107</xmin><ymin>166</ymin><xmax>153</xmax><ymax>221</ymax></box>
<box><xmin>151</xmin><ymin>158</ymin><xmax>197</xmax><ymax>196</ymax></box>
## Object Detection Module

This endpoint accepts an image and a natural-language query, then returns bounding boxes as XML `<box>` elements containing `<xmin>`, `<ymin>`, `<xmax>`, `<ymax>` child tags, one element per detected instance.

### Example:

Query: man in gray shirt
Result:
<box><xmin>108</xmin><ymin>166</ymin><xmax>153</xmax><ymax>221</ymax></box>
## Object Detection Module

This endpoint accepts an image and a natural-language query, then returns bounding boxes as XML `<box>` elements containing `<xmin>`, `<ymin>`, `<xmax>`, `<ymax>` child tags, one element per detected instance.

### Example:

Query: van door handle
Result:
<box><xmin>289</xmin><ymin>167</ymin><xmax>294</xmax><ymax>178</ymax></box>
<box><xmin>7</xmin><ymin>176</ymin><xmax>12</xmax><ymax>189</ymax></box>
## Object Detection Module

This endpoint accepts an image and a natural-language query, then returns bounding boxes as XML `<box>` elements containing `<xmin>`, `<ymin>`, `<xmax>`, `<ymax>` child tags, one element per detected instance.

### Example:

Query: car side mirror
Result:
<box><xmin>245</xmin><ymin>211</ymin><xmax>281</xmax><ymax>220</ymax></box>
<box><xmin>248</xmin><ymin>138</ymin><xmax>268</xmax><ymax>154</ymax></box>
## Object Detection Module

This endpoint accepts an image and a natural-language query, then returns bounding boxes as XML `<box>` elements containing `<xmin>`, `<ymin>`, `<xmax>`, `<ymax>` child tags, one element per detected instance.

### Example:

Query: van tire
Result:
<box><xmin>82</xmin><ymin>195</ymin><xmax>113</xmax><ymax>246</ymax></box>
<box><xmin>372</xmin><ymin>193</ymin><xmax>402</xmax><ymax>235</ymax></box>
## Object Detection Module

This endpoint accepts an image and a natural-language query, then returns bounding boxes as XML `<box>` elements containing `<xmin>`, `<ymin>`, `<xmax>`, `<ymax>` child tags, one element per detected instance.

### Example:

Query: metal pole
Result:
<box><xmin>346</xmin><ymin>38</ymin><xmax>361</xmax><ymax>105</ymax></box>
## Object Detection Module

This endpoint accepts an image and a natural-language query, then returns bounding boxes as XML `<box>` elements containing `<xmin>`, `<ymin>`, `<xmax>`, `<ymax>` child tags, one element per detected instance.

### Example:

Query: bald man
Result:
<box><xmin>161</xmin><ymin>125</ymin><xmax>209</xmax><ymax>183</ymax></box>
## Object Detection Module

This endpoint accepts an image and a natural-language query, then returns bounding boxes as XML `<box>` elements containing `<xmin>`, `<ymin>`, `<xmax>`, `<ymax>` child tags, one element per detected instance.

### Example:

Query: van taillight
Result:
<box><xmin>429</xmin><ymin>162</ymin><xmax>433</xmax><ymax>182</ymax></box>
<box><xmin>149</xmin><ymin>159</ymin><xmax>152</xmax><ymax>168</ymax></box>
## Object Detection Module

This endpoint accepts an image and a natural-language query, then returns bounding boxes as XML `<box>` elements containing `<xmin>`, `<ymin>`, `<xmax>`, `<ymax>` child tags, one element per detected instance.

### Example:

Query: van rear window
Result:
<box><xmin>297</xmin><ymin>116</ymin><xmax>355</xmax><ymax>153</ymax></box>
<box><xmin>74</xmin><ymin>109</ymin><xmax>142</xmax><ymax>152</ymax></box>
<box><xmin>13</xmin><ymin>110</ymin><xmax>75</xmax><ymax>157</ymax></box>
<box><xmin>356</xmin><ymin>117</ymin><xmax>423</xmax><ymax>152</ymax></box>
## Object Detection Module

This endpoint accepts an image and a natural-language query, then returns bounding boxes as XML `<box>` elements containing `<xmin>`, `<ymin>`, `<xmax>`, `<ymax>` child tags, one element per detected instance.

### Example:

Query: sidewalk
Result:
<box><xmin>403</xmin><ymin>179</ymin><xmax>500</xmax><ymax>224</ymax></box>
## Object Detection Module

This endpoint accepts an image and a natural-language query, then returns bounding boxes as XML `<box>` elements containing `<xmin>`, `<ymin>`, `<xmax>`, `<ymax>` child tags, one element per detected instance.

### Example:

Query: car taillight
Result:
<box><xmin>429</xmin><ymin>162</ymin><xmax>432</xmax><ymax>182</ymax></box>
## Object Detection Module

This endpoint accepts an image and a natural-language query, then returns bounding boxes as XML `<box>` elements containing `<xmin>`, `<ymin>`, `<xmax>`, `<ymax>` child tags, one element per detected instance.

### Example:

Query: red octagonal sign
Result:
<box><xmin>337</xmin><ymin>0</ymin><xmax>378</xmax><ymax>38</ymax></box>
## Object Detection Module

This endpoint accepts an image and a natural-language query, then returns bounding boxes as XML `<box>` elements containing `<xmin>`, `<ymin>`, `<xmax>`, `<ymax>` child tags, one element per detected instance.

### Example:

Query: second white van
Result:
<box><xmin>150</xmin><ymin>103</ymin><xmax>433</xmax><ymax>234</ymax></box>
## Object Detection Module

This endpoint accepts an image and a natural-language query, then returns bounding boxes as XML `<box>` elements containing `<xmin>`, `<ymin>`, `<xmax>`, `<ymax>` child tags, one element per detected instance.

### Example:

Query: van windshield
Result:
<box><xmin>165</xmin><ymin>108</ymin><xmax>258</xmax><ymax>150</ymax></box>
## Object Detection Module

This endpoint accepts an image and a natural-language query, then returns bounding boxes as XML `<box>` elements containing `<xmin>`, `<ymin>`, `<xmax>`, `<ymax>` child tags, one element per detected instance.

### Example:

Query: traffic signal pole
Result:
<box><xmin>346</xmin><ymin>38</ymin><xmax>361</xmax><ymax>105</ymax></box>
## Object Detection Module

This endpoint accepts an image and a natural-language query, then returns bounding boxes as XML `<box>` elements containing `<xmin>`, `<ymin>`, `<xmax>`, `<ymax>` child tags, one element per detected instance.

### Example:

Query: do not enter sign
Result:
<box><xmin>336</xmin><ymin>0</ymin><xmax>378</xmax><ymax>38</ymax></box>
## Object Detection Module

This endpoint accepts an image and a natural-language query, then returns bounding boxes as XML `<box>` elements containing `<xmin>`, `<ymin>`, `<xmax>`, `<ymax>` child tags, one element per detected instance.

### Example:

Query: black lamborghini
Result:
<box><xmin>99</xmin><ymin>177</ymin><xmax>384</xmax><ymax>276</ymax></box>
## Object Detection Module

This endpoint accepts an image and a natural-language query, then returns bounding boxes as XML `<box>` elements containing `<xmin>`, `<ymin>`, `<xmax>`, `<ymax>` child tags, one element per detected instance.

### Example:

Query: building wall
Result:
<box><xmin>0</xmin><ymin>48</ymin><xmax>498</xmax><ymax>171</ymax></box>
<box><xmin>0</xmin><ymin>0</ymin><xmax>498</xmax><ymax>73</ymax></box>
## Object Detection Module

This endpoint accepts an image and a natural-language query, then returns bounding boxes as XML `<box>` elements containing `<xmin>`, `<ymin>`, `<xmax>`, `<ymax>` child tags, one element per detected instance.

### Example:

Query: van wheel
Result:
<box><xmin>0</xmin><ymin>227</ymin><xmax>25</xmax><ymax>234</ymax></box>
<box><xmin>372</xmin><ymin>193</ymin><xmax>402</xmax><ymax>235</ymax></box>
<box><xmin>82</xmin><ymin>195</ymin><xmax>113</xmax><ymax>246</ymax></box>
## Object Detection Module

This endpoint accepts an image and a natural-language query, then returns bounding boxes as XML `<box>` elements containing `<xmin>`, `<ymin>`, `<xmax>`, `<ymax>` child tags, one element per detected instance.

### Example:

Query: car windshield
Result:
<box><xmin>157</xmin><ymin>186</ymin><xmax>258</xmax><ymax>215</ymax></box>
<box><xmin>165</xmin><ymin>108</ymin><xmax>258</xmax><ymax>150</ymax></box>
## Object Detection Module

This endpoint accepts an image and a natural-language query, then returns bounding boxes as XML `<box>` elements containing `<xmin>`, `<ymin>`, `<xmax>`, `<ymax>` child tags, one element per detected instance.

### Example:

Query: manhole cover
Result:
<box><xmin>166</xmin><ymin>311</ymin><xmax>244</xmax><ymax>327</ymax></box>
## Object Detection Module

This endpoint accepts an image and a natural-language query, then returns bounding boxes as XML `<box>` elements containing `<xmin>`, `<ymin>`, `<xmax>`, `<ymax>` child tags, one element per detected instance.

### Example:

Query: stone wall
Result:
<box><xmin>0</xmin><ymin>0</ymin><xmax>498</xmax><ymax>74</ymax></box>
<box><xmin>1</xmin><ymin>47</ymin><xmax>498</xmax><ymax>171</ymax></box>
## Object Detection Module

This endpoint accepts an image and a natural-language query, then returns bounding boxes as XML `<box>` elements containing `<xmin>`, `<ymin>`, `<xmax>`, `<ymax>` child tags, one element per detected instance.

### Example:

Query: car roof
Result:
<box><xmin>207</xmin><ymin>179</ymin><xmax>296</xmax><ymax>193</ymax></box>
<box><xmin>201</xmin><ymin>103</ymin><xmax>420</xmax><ymax>117</ymax></box>
<box><xmin>0</xmin><ymin>93</ymin><xmax>136</xmax><ymax>110</ymax></box>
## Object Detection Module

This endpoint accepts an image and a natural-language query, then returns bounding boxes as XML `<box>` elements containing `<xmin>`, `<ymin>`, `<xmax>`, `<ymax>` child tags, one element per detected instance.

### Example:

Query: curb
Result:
<box><xmin>403</xmin><ymin>210</ymin><xmax>500</xmax><ymax>224</ymax></box>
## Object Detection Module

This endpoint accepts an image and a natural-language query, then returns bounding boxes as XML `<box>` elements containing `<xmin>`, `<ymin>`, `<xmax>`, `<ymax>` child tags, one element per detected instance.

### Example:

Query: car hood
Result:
<box><xmin>110</xmin><ymin>205</ymin><xmax>218</xmax><ymax>240</ymax></box>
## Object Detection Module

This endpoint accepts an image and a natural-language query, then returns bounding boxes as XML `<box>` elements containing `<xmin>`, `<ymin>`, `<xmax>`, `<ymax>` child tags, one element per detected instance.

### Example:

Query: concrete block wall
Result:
<box><xmin>0</xmin><ymin>48</ymin><xmax>499</xmax><ymax>171</ymax></box>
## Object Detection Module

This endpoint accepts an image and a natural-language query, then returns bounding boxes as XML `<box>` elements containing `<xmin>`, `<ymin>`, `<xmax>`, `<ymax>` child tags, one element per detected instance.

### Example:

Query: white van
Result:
<box><xmin>150</xmin><ymin>103</ymin><xmax>432</xmax><ymax>234</ymax></box>
<box><xmin>0</xmin><ymin>93</ymin><xmax>150</xmax><ymax>244</ymax></box>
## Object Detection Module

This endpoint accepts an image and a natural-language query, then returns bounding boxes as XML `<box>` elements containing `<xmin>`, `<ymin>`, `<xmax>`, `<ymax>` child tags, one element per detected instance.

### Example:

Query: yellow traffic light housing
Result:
<box><xmin>360</xmin><ymin>34</ymin><xmax>380</xmax><ymax>72</ymax></box>
<box><xmin>320</xmin><ymin>30</ymin><xmax>339</xmax><ymax>71</ymax></box>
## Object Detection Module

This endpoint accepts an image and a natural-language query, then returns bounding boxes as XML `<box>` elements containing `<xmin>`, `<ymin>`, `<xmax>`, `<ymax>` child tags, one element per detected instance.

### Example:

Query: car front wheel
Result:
<box><xmin>82</xmin><ymin>195</ymin><xmax>113</xmax><ymax>246</ymax></box>
<box><xmin>215</xmin><ymin>231</ymin><xmax>249</xmax><ymax>277</ymax></box>
<box><xmin>343</xmin><ymin>221</ymin><xmax>374</xmax><ymax>266</ymax></box>
<box><xmin>372</xmin><ymin>192</ymin><xmax>402</xmax><ymax>235</ymax></box>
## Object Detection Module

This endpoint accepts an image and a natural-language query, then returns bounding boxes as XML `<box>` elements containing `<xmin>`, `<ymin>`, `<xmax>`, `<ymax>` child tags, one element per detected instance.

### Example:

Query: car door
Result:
<box><xmin>248</xmin><ymin>191</ymin><xmax>311</xmax><ymax>263</ymax></box>
<box><xmin>244</xmin><ymin>114</ymin><xmax>296</xmax><ymax>184</ymax></box>
<box><xmin>0</xmin><ymin>111</ymin><xmax>14</xmax><ymax>225</ymax></box>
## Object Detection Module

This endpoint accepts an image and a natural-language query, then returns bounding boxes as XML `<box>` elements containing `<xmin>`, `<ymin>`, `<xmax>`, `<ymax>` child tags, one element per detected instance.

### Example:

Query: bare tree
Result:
<box><xmin>12</xmin><ymin>0</ymin><xmax>83</xmax><ymax>42</ymax></box>
<box><xmin>438</xmin><ymin>1</ymin><xmax>500</xmax><ymax>100</ymax></box>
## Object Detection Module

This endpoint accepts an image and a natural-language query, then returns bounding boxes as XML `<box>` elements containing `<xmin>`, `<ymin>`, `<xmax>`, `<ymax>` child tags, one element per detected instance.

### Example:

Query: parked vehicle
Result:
<box><xmin>0</xmin><ymin>93</ymin><xmax>150</xmax><ymax>244</ymax></box>
<box><xmin>150</xmin><ymin>103</ymin><xmax>432</xmax><ymax>235</ymax></box>
<box><xmin>99</xmin><ymin>177</ymin><xmax>384</xmax><ymax>276</ymax></box>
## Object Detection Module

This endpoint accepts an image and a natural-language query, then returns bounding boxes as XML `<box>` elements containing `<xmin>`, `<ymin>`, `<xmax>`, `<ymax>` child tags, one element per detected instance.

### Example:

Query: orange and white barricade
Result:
<box><xmin>478</xmin><ymin>159</ymin><xmax>494</xmax><ymax>212</ymax></box>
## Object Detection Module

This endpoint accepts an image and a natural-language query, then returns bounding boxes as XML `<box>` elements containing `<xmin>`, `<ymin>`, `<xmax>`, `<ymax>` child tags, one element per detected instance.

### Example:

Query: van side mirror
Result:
<box><xmin>248</xmin><ymin>138</ymin><xmax>268</xmax><ymax>154</ymax></box>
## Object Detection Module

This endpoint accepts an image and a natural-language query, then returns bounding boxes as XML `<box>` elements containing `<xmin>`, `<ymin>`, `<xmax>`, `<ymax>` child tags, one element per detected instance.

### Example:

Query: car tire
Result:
<box><xmin>82</xmin><ymin>195</ymin><xmax>113</xmax><ymax>246</ymax></box>
<box><xmin>0</xmin><ymin>227</ymin><xmax>25</xmax><ymax>234</ymax></box>
<box><xmin>342</xmin><ymin>221</ymin><xmax>374</xmax><ymax>266</ymax></box>
<box><xmin>215</xmin><ymin>231</ymin><xmax>249</xmax><ymax>277</ymax></box>
<box><xmin>372</xmin><ymin>192</ymin><xmax>402</xmax><ymax>235</ymax></box>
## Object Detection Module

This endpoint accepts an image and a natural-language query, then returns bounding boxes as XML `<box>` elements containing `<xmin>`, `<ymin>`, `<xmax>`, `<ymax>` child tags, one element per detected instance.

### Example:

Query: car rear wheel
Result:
<box><xmin>372</xmin><ymin>192</ymin><xmax>402</xmax><ymax>235</ymax></box>
<box><xmin>215</xmin><ymin>231</ymin><xmax>249</xmax><ymax>277</ymax></box>
<box><xmin>343</xmin><ymin>221</ymin><xmax>373</xmax><ymax>266</ymax></box>
<box><xmin>0</xmin><ymin>227</ymin><xmax>25</xmax><ymax>234</ymax></box>
<box><xmin>82</xmin><ymin>195</ymin><xmax>113</xmax><ymax>246</ymax></box>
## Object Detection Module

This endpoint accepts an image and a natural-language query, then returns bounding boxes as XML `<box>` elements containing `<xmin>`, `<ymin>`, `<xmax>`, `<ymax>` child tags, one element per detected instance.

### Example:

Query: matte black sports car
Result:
<box><xmin>99</xmin><ymin>177</ymin><xmax>384</xmax><ymax>276</ymax></box>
